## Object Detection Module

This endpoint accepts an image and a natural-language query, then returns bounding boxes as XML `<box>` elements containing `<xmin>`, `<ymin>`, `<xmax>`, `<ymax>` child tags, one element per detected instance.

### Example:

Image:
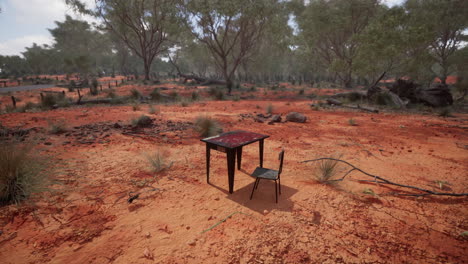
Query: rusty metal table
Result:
<box><xmin>201</xmin><ymin>130</ymin><xmax>270</xmax><ymax>194</ymax></box>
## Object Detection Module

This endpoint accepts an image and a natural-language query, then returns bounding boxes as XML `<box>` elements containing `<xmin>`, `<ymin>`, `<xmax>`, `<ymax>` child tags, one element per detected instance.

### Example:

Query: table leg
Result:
<box><xmin>206</xmin><ymin>144</ymin><xmax>210</xmax><ymax>183</ymax></box>
<box><xmin>236</xmin><ymin>146</ymin><xmax>243</xmax><ymax>170</ymax></box>
<box><xmin>259</xmin><ymin>139</ymin><xmax>264</xmax><ymax>168</ymax></box>
<box><xmin>227</xmin><ymin>149</ymin><xmax>236</xmax><ymax>194</ymax></box>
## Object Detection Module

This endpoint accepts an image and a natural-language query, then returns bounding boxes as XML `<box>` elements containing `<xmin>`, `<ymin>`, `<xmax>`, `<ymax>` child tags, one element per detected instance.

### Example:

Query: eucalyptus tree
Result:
<box><xmin>67</xmin><ymin>0</ymin><xmax>182</xmax><ymax>80</ymax></box>
<box><xmin>182</xmin><ymin>0</ymin><xmax>281</xmax><ymax>93</ymax></box>
<box><xmin>404</xmin><ymin>0</ymin><xmax>468</xmax><ymax>84</ymax></box>
<box><xmin>296</xmin><ymin>0</ymin><xmax>380</xmax><ymax>88</ymax></box>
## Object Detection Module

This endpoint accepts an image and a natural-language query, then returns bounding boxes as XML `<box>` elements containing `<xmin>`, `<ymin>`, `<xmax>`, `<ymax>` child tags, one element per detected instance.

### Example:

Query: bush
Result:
<box><xmin>132</xmin><ymin>103</ymin><xmax>141</xmax><ymax>111</ymax></box>
<box><xmin>208</xmin><ymin>87</ymin><xmax>225</xmax><ymax>100</ymax></box>
<box><xmin>131</xmin><ymin>115</ymin><xmax>152</xmax><ymax>127</ymax></box>
<box><xmin>266</xmin><ymin>103</ymin><xmax>273</xmax><ymax>114</ymax></box>
<box><xmin>348</xmin><ymin>118</ymin><xmax>357</xmax><ymax>126</ymax></box>
<box><xmin>150</xmin><ymin>88</ymin><xmax>162</xmax><ymax>101</ymax></box>
<box><xmin>131</xmin><ymin>88</ymin><xmax>142</xmax><ymax>99</ymax></box>
<box><xmin>41</xmin><ymin>94</ymin><xmax>58</xmax><ymax>108</ymax></box>
<box><xmin>148</xmin><ymin>104</ymin><xmax>159</xmax><ymax>114</ymax></box>
<box><xmin>191</xmin><ymin>91</ymin><xmax>200</xmax><ymax>101</ymax></box>
<box><xmin>195</xmin><ymin>116</ymin><xmax>222</xmax><ymax>137</ymax></box>
<box><xmin>48</xmin><ymin>120</ymin><xmax>67</xmax><ymax>134</ymax></box>
<box><xmin>0</xmin><ymin>142</ymin><xmax>51</xmax><ymax>204</ymax></box>
<box><xmin>90</xmin><ymin>78</ymin><xmax>99</xmax><ymax>95</ymax></box>
<box><xmin>315</xmin><ymin>157</ymin><xmax>341</xmax><ymax>183</ymax></box>
<box><xmin>145</xmin><ymin>150</ymin><xmax>173</xmax><ymax>173</ymax></box>
<box><xmin>169</xmin><ymin>91</ymin><xmax>180</xmax><ymax>101</ymax></box>
<box><xmin>438</xmin><ymin>107</ymin><xmax>453</xmax><ymax>117</ymax></box>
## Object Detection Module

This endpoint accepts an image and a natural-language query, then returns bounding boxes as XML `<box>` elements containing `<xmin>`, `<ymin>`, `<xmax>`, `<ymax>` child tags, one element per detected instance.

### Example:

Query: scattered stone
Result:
<box><xmin>143</xmin><ymin>247</ymin><xmax>154</xmax><ymax>259</ymax></box>
<box><xmin>270</xmin><ymin>115</ymin><xmax>282</xmax><ymax>123</ymax></box>
<box><xmin>145</xmin><ymin>232</ymin><xmax>151</xmax><ymax>238</ymax></box>
<box><xmin>187</xmin><ymin>239</ymin><xmax>197</xmax><ymax>246</ymax></box>
<box><xmin>44</xmin><ymin>142</ymin><xmax>52</xmax><ymax>145</ymax></box>
<box><xmin>286</xmin><ymin>112</ymin><xmax>307</xmax><ymax>123</ymax></box>
<box><xmin>113</xmin><ymin>122</ymin><xmax>122</xmax><ymax>129</ymax></box>
<box><xmin>263</xmin><ymin>210</ymin><xmax>268</xmax><ymax>215</ymax></box>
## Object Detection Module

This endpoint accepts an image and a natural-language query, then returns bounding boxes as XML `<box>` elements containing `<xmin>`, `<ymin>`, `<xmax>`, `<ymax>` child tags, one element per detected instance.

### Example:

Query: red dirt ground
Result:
<box><xmin>0</xmin><ymin>83</ymin><xmax>467</xmax><ymax>263</ymax></box>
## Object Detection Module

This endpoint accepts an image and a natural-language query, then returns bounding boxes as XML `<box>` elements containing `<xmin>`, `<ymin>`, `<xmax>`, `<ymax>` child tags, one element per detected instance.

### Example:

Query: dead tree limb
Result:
<box><xmin>302</xmin><ymin>158</ymin><xmax>468</xmax><ymax>197</ymax></box>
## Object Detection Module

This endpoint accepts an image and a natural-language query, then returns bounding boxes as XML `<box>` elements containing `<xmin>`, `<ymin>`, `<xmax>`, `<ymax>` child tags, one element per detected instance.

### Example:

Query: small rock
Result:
<box><xmin>270</xmin><ymin>114</ymin><xmax>282</xmax><ymax>123</ymax></box>
<box><xmin>286</xmin><ymin>112</ymin><xmax>307</xmax><ymax>123</ymax></box>
<box><xmin>145</xmin><ymin>232</ymin><xmax>151</xmax><ymax>238</ymax></box>
<box><xmin>113</xmin><ymin>123</ymin><xmax>122</xmax><ymax>129</ymax></box>
<box><xmin>263</xmin><ymin>210</ymin><xmax>268</xmax><ymax>215</ymax></box>
<box><xmin>44</xmin><ymin>142</ymin><xmax>52</xmax><ymax>145</ymax></box>
<box><xmin>143</xmin><ymin>247</ymin><xmax>154</xmax><ymax>259</ymax></box>
<box><xmin>187</xmin><ymin>239</ymin><xmax>196</xmax><ymax>246</ymax></box>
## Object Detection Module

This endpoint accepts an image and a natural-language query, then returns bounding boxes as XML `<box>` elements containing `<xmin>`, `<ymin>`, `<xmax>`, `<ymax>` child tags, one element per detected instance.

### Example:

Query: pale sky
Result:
<box><xmin>0</xmin><ymin>0</ymin><xmax>405</xmax><ymax>57</ymax></box>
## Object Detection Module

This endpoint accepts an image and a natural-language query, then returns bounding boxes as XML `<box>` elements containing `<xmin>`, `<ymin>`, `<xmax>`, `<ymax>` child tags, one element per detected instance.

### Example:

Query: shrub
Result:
<box><xmin>298</xmin><ymin>89</ymin><xmax>305</xmax><ymax>95</ymax></box>
<box><xmin>145</xmin><ymin>150</ymin><xmax>173</xmax><ymax>173</ymax></box>
<box><xmin>107</xmin><ymin>89</ymin><xmax>117</xmax><ymax>98</ymax></box>
<box><xmin>194</xmin><ymin>116</ymin><xmax>222</xmax><ymax>137</ymax></box>
<box><xmin>130</xmin><ymin>88</ymin><xmax>142</xmax><ymax>99</ymax></box>
<box><xmin>48</xmin><ymin>120</ymin><xmax>67</xmax><ymax>134</ymax></box>
<box><xmin>169</xmin><ymin>91</ymin><xmax>180</xmax><ymax>101</ymax></box>
<box><xmin>132</xmin><ymin>103</ymin><xmax>141</xmax><ymax>111</ymax></box>
<box><xmin>0</xmin><ymin>142</ymin><xmax>51</xmax><ymax>204</ymax></box>
<box><xmin>438</xmin><ymin>107</ymin><xmax>453</xmax><ymax>117</ymax></box>
<box><xmin>348</xmin><ymin>118</ymin><xmax>357</xmax><ymax>126</ymax></box>
<box><xmin>266</xmin><ymin>103</ymin><xmax>273</xmax><ymax>114</ymax></box>
<box><xmin>191</xmin><ymin>91</ymin><xmax>200</xmax><ymax>101</ymax></box>
<box><xmin>233</xmin><ymin>95</ymin><xmax>240</xmax><ymax>102</ymax></box>
<box><xmin>315</xmin><ymin>157</ymin><xmax>341</xmax><ymax>183</ymax></box>
<box><xmin>208</xmin><ymin>87</ymin><xmax>225</xmax><ymax>100</ymax></box>
<box><xmin>148</xmin><ymin>104</ymin><xmax>159</xmax><ymax>114</ymax></box>
<box><xmin>90</xmin><ymin>78</ymin><xmax>99</xmax><ymax>95</ymax></box>
<box><xmin>150</xmin><ymin>88</ymin><xmax>162</xmax><ymax>101</ymax></box>
<box><xmin>180</xmin><ymin>100</ymin><xmax>189</xmax><ymax>107</ymax></box>
<box><xmin>132</xmin><ymin>115</ymin><xmax>152</xmax><ymax>127</ymax></box>
<box><xmin>41</xmin><ymin>94</ymin><xmax>58</xmax><ymax>108</ymax></box>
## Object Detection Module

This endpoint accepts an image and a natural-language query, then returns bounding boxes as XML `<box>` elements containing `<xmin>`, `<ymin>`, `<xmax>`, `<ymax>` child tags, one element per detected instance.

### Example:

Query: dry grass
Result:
<box><xmin>315</xmin><ymin>155</ymin><xmax>342</xmax><ymax>183</ymax></box>
<box><xmin>0</xmin><ymin>142</ymin><xmax>51</xmax><ymax>205</ymax></box>
<box><xmin>194</xmin><ymin>116</ymin><xmax>222</xmax><ymax>137</ymax></box>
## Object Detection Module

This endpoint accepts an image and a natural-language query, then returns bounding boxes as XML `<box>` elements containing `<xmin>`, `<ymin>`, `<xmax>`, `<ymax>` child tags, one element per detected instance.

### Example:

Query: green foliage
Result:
<box><xmin>0</xmin><ymin>142</ymin><xmax>52</xmax><ymax>205</ymax></box>
<box><xmin>362</xmin><ymin>188</ymin><xmax>376</xmax><ymax>196</ymax></box>
<box><xmin>348</xmin><ymin>118</ymin><xmax>358</xmax><ymax>126</ymax></box>
<box><xmin>195</xmin><ymin>116</ymin><xmax>222</xmax><ymax>137</ymax></box>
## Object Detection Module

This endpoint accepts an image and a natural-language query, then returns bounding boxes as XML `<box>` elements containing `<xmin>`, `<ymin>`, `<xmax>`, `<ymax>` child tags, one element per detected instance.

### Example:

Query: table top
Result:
<box><xmin>201</xmin><ymin>130</ymin><xmax>269</xmax><ymax>149</ymax></box>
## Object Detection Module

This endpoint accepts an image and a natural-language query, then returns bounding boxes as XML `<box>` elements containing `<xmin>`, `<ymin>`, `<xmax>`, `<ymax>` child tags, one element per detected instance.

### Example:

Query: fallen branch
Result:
<box><xmin>201</xmin><ymin>211</ymin><xmax>256</xmax><ymax>234</ymax></box>
<box><xmin>302</xmin><ymin>158</ymin><xmax>468</xmax><ymax>197</ymax></box>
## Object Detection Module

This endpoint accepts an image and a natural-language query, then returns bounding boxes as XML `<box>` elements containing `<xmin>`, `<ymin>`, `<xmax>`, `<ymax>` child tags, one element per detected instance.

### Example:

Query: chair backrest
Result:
<box><xmin>278</xmin><ymin>149</ymin><xmax>285</xmax><ymax>175</ymax></box>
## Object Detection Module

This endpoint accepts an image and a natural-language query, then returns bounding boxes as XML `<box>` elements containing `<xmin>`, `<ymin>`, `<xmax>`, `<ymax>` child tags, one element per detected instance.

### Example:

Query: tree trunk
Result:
<box><xmin>143</xmin><ymin>59</ymin><xmax>151</xmax><ymax>81</ymax></box>
<box><xmin>226</xmin><ymin>79</ymin><xmax>233</xmax><ymax>94</ymax></box>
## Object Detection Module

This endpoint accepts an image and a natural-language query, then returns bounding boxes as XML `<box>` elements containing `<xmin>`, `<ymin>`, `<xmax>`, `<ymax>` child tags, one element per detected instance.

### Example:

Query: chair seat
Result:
<box><xmin>252</xmin><ymin>167</ymin><xmax>279</xmax><ymax>180</ymax></box>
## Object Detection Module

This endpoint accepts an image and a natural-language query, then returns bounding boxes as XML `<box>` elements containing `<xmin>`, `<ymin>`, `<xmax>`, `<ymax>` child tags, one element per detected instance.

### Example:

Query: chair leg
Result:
<box><xmin>278</xmin><ymin>177</ymin><xmax>281</xmax><ymax>195</ymax></box>
<box><xmin>255</xmin><ymin>178</ymin><xmax>260</xmax><ymax>189</ymax></box>
<box><xmin>250</xmin><ymin>178</ymin><xmax>258</xmax><ymax>200</ymax></box>
<box><xmin>275</xmin><ymin>180</ymin><xmax>278</xmax><ymax>203</ymax></box>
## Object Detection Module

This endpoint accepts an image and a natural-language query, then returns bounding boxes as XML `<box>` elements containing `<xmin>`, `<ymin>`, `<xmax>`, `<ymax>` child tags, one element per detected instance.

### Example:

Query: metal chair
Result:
<box><xmin>249</xmin><ymin>150</ymin><xmax>284</xmax><ymax>203</ymax></box>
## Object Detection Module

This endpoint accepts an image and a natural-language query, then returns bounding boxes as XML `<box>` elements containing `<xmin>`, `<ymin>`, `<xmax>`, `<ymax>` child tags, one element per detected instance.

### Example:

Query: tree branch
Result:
<box><xmin>302</xmin><ymin>158</ymin><xmax>468</xmax><ymax>197</ymax></box>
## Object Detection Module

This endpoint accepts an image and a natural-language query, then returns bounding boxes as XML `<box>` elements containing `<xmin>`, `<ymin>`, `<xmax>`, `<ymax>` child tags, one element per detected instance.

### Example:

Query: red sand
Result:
<box><xmin>0</xmin><ymin>84</ymin><xmax>467</xmax><ymax>263</ymax></box>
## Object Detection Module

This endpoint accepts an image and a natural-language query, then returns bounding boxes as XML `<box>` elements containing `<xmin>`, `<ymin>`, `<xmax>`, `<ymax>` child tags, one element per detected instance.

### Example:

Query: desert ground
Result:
<box><xmin>0</xmin><ymin>80</ymin><xmax>467</xmax><ymax>263</ymax></box>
